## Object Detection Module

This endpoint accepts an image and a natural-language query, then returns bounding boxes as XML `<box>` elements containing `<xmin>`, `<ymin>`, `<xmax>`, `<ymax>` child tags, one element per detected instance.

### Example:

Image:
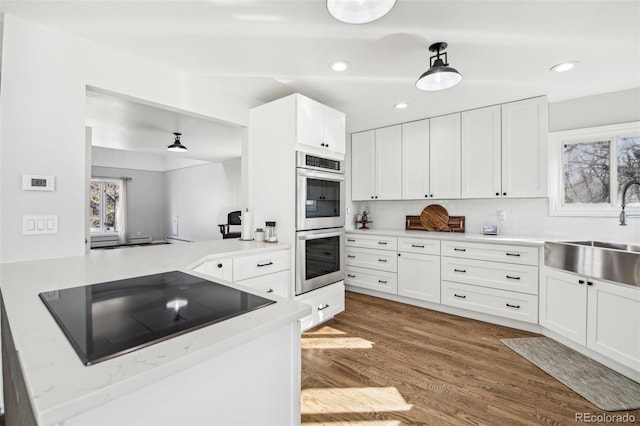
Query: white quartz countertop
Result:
<box><xmin>346</xmin><ymin>228</ymin><xmax>546</xmax><ymax>246</ymax></box>
<box><xmin>0</xmin><ymin>240</ymin><xmax>309</xmax><ymax>425</ymax></box>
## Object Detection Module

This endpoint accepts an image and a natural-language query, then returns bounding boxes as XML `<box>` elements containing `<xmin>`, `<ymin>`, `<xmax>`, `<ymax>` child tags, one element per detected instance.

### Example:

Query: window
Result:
<box><xmin>549</xmin><ymin>122</ymin><xmax>640</xmax><ymax>216</ymax></box>
<box><xmin>90</xmin><ymin>179</ymin><xmax>121</xmax><ymax>233</ymax></box>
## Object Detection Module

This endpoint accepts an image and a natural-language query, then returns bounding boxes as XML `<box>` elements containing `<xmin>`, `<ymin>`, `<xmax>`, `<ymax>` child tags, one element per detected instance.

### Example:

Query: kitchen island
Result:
<box><xmin>0</xmin><ymin>240</ymin><xmax>309</xmax><ymax>425</ymax></box>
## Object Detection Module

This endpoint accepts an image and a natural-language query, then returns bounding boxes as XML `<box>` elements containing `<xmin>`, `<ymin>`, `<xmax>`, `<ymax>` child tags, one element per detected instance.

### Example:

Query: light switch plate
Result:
<box><xmin>23</xmin><ymin>215</ymin><xmax>58</xmax><ymax>235</ymax></box>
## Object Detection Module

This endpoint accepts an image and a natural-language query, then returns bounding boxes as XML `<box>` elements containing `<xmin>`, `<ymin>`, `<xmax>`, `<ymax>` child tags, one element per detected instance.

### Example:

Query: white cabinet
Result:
<box><xmin>232</xmin><ymin>250</ymin><xmax>290</xmax><ymax>281</ymax></box>
<box><xmin>398</xmin><ymin>251</ymin><xmax>440</xmax><ymax>303</ymax></box>
<box><xmin>461</xmin><ymin>105</ymin><xmax>502</xmax><ymax>198</ymax></box>
<box><xmin>351</xmin><ymin>126</ymin><xmax>402</xmax><ymax>201</ymax></box>
<box><xmin>540</xmin><ymin>267</ymin><xmax>640</xmax><ymax>371</ymax></box>
<box><xmin>192</xmin><ymin>257</ymin><xmax>233</xmax><ymax>282</ymax></box>
<box><xmin>345</xmin><ymin>234</ymin><xmax>398</xmax><ymax>294</ymax></box>
<box><xmin>296</xmin><ymin>94</ymin><xmax>346</xmax><ymax>155</ymax></box>
<box><xmin>429</xmin><ymin>113</ymin><xmax>461</xmax><ymax>199</ymax></box>
<box><xmin>441</xmin><ymin>240</ymin><xmax>539</xmax><ymax>324</ymax></box>
<box><xmin>501</xmin><ymin>96</ymin><xmax>548</xmax><ymax>197</ymax></box>
<box><xmin>401</xmin><ymin>119</ymin><xmax>430</xmax><ymax>200</ymax></box>
<box><xmin>236</xmin><ymin>270</ymin><xmax>290</xmax><ymax>298</ymax></box>
<box><xmin>296</xmin><ymin>282</ymin><xmax>345</xmax><ymax>331</ymax></box>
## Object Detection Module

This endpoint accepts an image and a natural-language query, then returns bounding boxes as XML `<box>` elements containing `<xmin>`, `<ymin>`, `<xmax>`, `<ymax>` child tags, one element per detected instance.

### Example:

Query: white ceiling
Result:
<box><xmin>2</xmin><ymin>0</ymin><xmax>639</xmax><ymax>162</ymax></box>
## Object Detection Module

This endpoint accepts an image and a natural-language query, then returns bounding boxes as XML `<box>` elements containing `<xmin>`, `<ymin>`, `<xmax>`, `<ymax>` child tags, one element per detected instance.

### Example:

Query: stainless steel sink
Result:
<box><xmin>544</xmin><ymin>241</ymin><xmax>640</xmax><ymax>287</ymax></box>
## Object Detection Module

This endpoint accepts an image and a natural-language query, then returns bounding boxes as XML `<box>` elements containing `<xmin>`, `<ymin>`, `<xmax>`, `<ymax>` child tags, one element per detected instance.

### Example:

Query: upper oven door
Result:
<box><xmin>296</xmin><ymin>168</ymin><xmax>345</xmax><ymax>231</ymax></box>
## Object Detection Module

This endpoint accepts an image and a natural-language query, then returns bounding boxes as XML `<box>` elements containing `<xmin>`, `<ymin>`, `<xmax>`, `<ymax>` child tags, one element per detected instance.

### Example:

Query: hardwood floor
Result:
<box><xmin>301</xmin><ymin>291</ymin><xmax>640</xmax><ymax>425</ymax></box>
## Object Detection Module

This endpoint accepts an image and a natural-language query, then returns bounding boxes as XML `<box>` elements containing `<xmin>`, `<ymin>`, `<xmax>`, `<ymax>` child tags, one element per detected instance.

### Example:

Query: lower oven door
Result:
<box><xmin>296</xmin><ymin>227</ymin><xmax>345</xmax><ymax>295</ymax></box>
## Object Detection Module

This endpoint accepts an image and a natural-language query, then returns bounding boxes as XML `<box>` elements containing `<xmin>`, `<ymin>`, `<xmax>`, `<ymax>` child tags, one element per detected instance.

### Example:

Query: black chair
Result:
<box><xmin>218</xmin><ymin>210</ymin><xmax>242</xmax><ymax>239</ymax></box>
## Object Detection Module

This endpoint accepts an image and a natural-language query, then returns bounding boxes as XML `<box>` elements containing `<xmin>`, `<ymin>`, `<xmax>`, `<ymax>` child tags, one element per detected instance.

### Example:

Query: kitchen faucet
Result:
<box><xmin>619</xmin><ymin>179</ymin><xmax>640</xmax><ymax>226</ymax></box>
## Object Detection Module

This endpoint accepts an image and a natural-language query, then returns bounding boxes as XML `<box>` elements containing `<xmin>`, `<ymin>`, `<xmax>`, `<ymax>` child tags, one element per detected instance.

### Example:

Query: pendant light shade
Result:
<box><xmin>167</xmin><ymin>132</ymin><xmax>188</xmax><ymax>152</ymax></box>
<box><xmin>327</xmin><ymin>0</ymin><xmax>396</xmax><ymax>24</ymax></box>
<box><xmin>416</xmin><ymin>42</ymin><xmax>462</xmax><ymax>91</ymax></box>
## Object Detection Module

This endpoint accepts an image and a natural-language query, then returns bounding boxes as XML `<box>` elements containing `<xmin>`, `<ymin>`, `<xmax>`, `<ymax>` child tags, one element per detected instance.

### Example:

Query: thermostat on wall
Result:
<box><xmin>22</xmin><ymin>175</ymin><xmax>55</xmax><ymax>191</ymax></box>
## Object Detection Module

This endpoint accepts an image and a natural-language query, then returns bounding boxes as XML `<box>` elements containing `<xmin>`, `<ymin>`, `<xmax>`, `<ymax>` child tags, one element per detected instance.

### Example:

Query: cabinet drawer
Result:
<box><xmin>346</xmin><ymin>247</ymin><xmax>397</xmax><ymax>272</ymax></box>
<box><xmin>236</xmin><ymin>270</ymin><xmax>290</xmax><ymax>298</ymax></box>
<box><xmin>441</xmin><ymin>241</ymin><xmax>539</xmax><ymax>266</ymax></box>
<box><xmin>346</xmin><ymin>234</ymin><xmax>397</xmax><ymax>251</ymax></box>
<box><xmin>398</xmin><ymin>237</ymin><xmax>440</xmax><ymax>255</ymax></box>
<box><xmin>297</xmin><ymin>282</ymin><xmax>345</xmax><ymax>331</ymax></box>
<box><xmin>441</xmin><ymin>257</ymin><xmax>538</xmax><ymax>295</ymax></box>
<box><xmin>192</xmin><ymin>257</ymin><xmax>233</xmax><ymax>282</ymax></box>
<box><xmin>233</xmin><ymin>250</ymin><xmax>290</xmax><ymax>281</ymax></box>
<box><xmin>345</xmin><ymin>266</ymin><xmax>397</xmax><ymax>295</ymax></box>
<box><xmin>441</xmin><ymin>281</ymin><xmax>538</xmax><ymax>323</ymax></box>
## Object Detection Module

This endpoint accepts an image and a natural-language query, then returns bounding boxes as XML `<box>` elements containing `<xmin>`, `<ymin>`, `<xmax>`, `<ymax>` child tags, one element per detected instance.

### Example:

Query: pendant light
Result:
<box><xmin>167</xmin><ymin>132</ymin><xmax>188</xmax><ymax>152</ymax></box>
<box><xmin>416</xmin><ymin>42</ymin><xmax>462</xmax><ymax>91</ymax></box>
<box><xmin>327</xmin><ymin>0</ymin><xmax>396</xmax><ymax>24</ymax></box>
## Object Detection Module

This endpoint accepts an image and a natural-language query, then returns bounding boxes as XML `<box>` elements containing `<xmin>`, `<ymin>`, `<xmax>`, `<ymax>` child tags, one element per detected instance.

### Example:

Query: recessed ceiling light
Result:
<box><xmin>550</xmin><ymin>61</ymin><xmax>579</xmax><ymax>73</ymax></box>
<box><xmin>331</xmin><ymin>61</ymin><xmax>350</xmax><ymax>72</ymax></box>
<box><xmin>394</xmin><ymin>102</ymin><xmax>408</xmax><ymax>109</ymax></box>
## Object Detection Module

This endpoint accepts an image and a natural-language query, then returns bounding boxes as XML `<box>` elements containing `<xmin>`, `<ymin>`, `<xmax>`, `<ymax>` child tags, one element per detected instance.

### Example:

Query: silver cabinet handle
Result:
<box><xmin>506</xmin><ymin>303</ymin><xmax>521</xmax><ymax>309</ymax></box>
<box><xmin>506</xmin><ymin>275</ymin><xmax>521</xmax><ymax>280</ymax></box>
<box><xmin>454</xmin><ymin>248</ymin><xmax>466</xmax><ymax>252</ymax></box>
<box><xmin>454</xmin><ymin>269</ymin><xmax>466</xmax><ymax>273</ymax></box>
<box><xmin>411</xmin><ymin>244</ymin><xmax>425</xmax><ymax>248</ymax></box>
<box><xmin>378</xmin><ymin>241</ymin><xmax>388</xmax><ymax>245</ymax></box>
<box><xmin>318</xmin><ymin>304</ymin><xmax>330</xmax><ymax>311</ymax></box>
<box><xmin>378</xmin><ymin>259</ymin><xmax>388</xmax><ymax>262</ymax></box>
<box><xmin>257</xmin><ymin>261</ymin><xmax>273</xmax><ymax>267</ymax></box>
<box><xmin>347</xmin><ymin>255</ymin><xmax>356</xmax><ymax>258</ymax></box>
<box><xmin>378</xmin><ymin>280</ymin><xmax>388</xmax><ymax>284</ymax></box>
<box><xmin>506</xmin><ymin>253</ymin><xmax>521</xmax><ymax>257</ymax></box>
<box><xmin>347</xmin><ymin>238</ymin><xmax>356</xmax><ymax>242</ymax></box>
<box><xmin>454</xmin><ymin>293</ymin><xmax>466</xmax><ymax>299</ymax></box>
<box><xmin>347</xmin><ymin>274</ymin><xmax>356</xmax><ymax>278</ymax></box>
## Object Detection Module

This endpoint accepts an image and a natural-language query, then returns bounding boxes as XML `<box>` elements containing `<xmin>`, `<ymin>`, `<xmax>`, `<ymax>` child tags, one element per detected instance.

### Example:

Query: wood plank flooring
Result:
<box><xmin>301</xmin><ymin>291</ymin><xmax>640</xmax><ymax>425</ymax></box>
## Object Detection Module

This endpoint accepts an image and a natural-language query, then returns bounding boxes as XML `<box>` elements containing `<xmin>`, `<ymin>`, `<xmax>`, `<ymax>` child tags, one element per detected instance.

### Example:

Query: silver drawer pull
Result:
<box><xmin>454</xmin><ymin>248</ymin><xmax>466</xmax><ymax>252</ymax></box>
<box><xmin>347</xmin><ymin>274</ymin><xmax>356</xmax><ymax>278</ymax></box>
<box><xmin>257</xmin><ymin>261</ymin><xmax>273</xmax><ymax>267</ymax></box>
<box><xmin>506</xmin><ymin>253</ymin><xmax>521</xmax><ymax>257</ymax></box>
<box><xmin>318</xmin><ymin>304</ymin><xmax>330</xmax><ymax>311</ymax></box>
<box><xmin>347</xmin><ymin>238</ymin><xmax>356</xmax><ymax>242</ymax></box>
<box><xmin>454</xmin><ymin>293</ymin><xmax>466</xmax><ymax>299</ymax></box>
<box><xmin>454</xmin><ymin>269</ymin><xmax>466</xmax><ymax>273</ymax></box>
<box><xmin>378</xmin><ymin>259</ymin><xmax>388</xmax><ymax>262</ymax></box>
<box><xmin>411</xmin><ymin>244</ymin><xmax>425</xmax><ymax>248</ymax></box>
<box><xmin>378</xmin><ymin>241</ymin><xmax>388</xmax><ymax>245</ymax></box>
<box><xmin>378</xmin><ymin>280</ymin><xmax>388</xmax><ymax>284</ymax></box>
<box><xmin>506</xmin><ymin>303</ymin><xmax>521</xmax><ymax>309</ymax></box>
<box><xmin>347</xmin><ymin>255</ymin><xmax>356</xmax><ymax>258</ymax></box>
<box><xmin>506</xmin><ymin>275</ymin><xmax>521</xmax><ymax>280</ymax></box>
<box><xmin>266</xmin><ymin>288</ymin><xmax>274</xmax><ymax>293</ymax></box>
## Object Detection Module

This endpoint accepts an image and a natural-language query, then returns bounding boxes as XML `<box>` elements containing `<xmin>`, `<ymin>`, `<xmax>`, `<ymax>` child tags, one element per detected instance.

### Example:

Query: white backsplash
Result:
<box><xmin>349</xmin><ymin>198</ymin><xmax>640</xmax><ymax>243</ymax></box>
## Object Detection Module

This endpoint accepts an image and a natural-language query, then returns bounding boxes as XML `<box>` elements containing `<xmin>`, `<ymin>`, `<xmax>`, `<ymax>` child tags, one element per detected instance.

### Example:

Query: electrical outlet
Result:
<box><xmin>497</xmin><ymin>210</ymin><xmax>506</xmax><ymax>221</ymax></box>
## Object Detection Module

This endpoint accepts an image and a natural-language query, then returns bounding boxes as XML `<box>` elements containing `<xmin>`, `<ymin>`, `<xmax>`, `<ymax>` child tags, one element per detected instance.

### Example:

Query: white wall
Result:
<box><xmin>0</xmin><ymin>15</ymin><xmax>255</xmax><ymax>263</ymax></box>
<box><xmin>164</xmin><ymin>160</ymin><xmax>241</xmax><ymax>241</ymax></box>
<box><xmin>349</xmin><ymin>88</ymin><xmax>640</xmax><ymax>243</ymax></box>
<box><xmin>92</xmin><ymin>166</ymin><xmax>166</xmax><ymax>242</ymax></box>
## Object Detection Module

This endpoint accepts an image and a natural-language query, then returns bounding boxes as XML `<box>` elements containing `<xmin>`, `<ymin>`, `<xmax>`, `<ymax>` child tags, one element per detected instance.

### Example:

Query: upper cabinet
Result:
<box><xmin>429</xmin><ymin>113</ymin><xmax>462</xmax><ymax>199</ymax></box>
<box><xmin>501</xmin><ymin>96</ymin><xmax>548</xmax><ymax>198</ymax></box>
<box><xmin>401</xmin><ymin>120</ymin><xmax>430</xmax><ymax>199</ymax></box>
<box><xmin>461</xmin><ymin>105</ymin><xmax>502</xmax><ymax>198</ymax></box>
<box><xmin>296</xmin><ymin>94</ymin><xmax>346</xmax><ymax>156</ymax></box>
<box><xmin>350</xmin><ymin>96</ymin><xmax>548</xmax><ymax>202</ymax></box>
<box><xmin>352</xmin><ymin>125</ymin><xmax>402</xmax><ymax>201</ymax></box>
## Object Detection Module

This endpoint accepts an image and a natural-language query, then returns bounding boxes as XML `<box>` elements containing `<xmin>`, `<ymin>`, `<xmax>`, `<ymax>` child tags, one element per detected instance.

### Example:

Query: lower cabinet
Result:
<box><xmin>346</xmin><ymin>266</ymin><xmax>397</xmax><ymax>295</ymax></box>
<box><xmin>296</xmin><ymin>282</ymin><xmax>345</xmax><ymax>331</ymax></box>
<box><xmin>540</xmin><ymin>267</ymin><xmax>640</xmax><ymax>372</ymax></box>
<box><xmin>236</xmin><ymin>270</ymin><xmax>290</xmax><ymax>298</ymax></box>
<box><xmin>397</xmin><ymin>251</ymin><xmax>440</xmax><ymax>303</ymax></box>
<box><xmin>441</xmin><ymin>281</ymin><xmax>538</xmax><ymax>323</ymax></box>
<box><xmin>192</xmin><ymin>257</ymin><xmax>233</xmax><ymax>282</ymax></box>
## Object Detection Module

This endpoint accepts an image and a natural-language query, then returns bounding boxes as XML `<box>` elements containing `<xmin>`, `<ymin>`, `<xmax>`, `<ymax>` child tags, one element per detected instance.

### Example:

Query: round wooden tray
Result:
<box><xmin>420</xmin><ymin>204</ymin><xmax>449</xmax><ymax>231</ymax></box>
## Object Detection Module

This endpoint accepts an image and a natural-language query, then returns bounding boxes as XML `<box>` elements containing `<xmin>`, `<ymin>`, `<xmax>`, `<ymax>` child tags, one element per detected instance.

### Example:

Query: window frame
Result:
<box><xmin>90</xmin><ymin>178</ymin><xmax>121</xmax><ymax>235</ymax></box>
<box><xmin>548</xmin><ymin>121</ymin><xmax>640</xmax><ymax>217</ymax></box>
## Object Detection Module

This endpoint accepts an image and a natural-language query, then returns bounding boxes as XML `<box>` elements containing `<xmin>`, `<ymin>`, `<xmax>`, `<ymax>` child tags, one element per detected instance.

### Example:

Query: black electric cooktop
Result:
<box><xmin>39</xmin><ymin>271</ymin><xmax>276</xmax><ymax>365</ymax></box>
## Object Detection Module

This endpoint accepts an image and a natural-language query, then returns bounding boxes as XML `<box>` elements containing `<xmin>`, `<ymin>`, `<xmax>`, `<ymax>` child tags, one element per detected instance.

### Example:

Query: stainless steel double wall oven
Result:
<box><xmin>295</xmin><ymin>152</ymin><xmax>345</xmax><ymax>295</ymax></box>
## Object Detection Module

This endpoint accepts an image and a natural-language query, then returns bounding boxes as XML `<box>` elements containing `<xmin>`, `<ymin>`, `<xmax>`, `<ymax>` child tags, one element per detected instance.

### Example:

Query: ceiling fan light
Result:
<box><xmin>167</xmin><ymin>132</ymin><xmax>188</xmax><ymax>152</ymax></box>
<box><xmin>416</xmin><ymin>66</ymin><xmax>462</xmax><ymax>91</ymax></box>
<box><xmin>327</xmin><ymin>0</ymin><xmax>396</xmax><ymax>24</ymax></box>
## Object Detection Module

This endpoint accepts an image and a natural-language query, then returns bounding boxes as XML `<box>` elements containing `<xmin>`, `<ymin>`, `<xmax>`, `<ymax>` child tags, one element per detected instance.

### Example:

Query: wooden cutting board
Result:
<box><xmin>420</xmin><ymin>204</ymin><xmax>449</xmax><ymax>231</ymax></box>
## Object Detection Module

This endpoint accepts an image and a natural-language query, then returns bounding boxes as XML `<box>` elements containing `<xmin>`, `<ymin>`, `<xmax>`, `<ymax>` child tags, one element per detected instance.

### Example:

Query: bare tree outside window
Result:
<box><xmin>90</xmin><ymin>180</ymin><xmax>120</xmax><ymax>233</ymax></box>
<box><xmin>617</xmin><ymin>137</ymin><xmax>640</xmax><ymax>206</ymax></box>
<box><xmin>563</xmin><ymin>141</ymin><xmax>610</xmax><ymax>204</ymax></box>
